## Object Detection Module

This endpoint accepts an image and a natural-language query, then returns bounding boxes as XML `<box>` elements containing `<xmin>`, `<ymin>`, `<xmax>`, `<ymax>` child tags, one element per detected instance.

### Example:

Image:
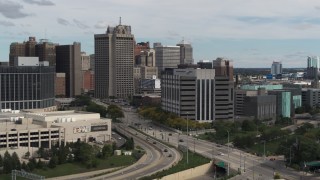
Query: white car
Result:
<box><xmin>218</xmin><ymin>152</ymin><xmax>224</xmax><ymax>156</ymax></box>
<box><xmin>118</xmin><ymin>137</ymin><xmax>122</xmax><ymax>140</ymax></box>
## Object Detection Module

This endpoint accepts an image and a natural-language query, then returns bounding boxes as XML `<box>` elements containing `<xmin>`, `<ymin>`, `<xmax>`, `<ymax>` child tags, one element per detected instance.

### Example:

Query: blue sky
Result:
<box><xmin>1</xmin><ymin>0</ymin><xmax>320</xmax><ymax>68</ymax></box>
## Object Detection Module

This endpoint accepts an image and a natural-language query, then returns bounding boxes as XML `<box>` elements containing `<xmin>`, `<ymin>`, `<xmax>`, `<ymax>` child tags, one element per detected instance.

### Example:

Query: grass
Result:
<box><xmin>140</xmin><ymin>150</ymin><xmax>210</xmax><ymax>180</ymax></box>
<box><xmin>0</xmin><ymin>155</ymin><xmax>137</xmax><ymax>180</ymax></box>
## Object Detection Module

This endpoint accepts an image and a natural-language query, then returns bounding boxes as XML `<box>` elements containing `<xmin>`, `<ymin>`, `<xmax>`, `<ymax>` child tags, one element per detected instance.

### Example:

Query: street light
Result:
<box><xmin>227</xmin><ymin>130</ymin><xmax>230</xmax><ymax>176</ymax></box>
<box><xmin>263</xmin><ymin>140</ymin><xmax>266</xmax><ymax>160</ymax></box>
<box><xmin>187</xmin><ymin>112</ymin><xmax>189</xmax><ymax>165</ymax></box>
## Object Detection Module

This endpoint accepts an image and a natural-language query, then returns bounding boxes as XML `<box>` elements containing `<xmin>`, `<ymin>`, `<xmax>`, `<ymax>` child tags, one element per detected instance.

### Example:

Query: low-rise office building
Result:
<box><xmin>0</xmin><ymin>110</ymin><xmax>111</xmax><ymax>152</ymax></box>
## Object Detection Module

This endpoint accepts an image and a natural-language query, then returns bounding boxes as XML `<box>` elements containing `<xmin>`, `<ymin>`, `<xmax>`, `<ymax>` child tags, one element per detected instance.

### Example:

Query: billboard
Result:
<box><xmin>91</xmin><ymin>125</ymin><xmax>108</xmax><ymax>132</ymax></box>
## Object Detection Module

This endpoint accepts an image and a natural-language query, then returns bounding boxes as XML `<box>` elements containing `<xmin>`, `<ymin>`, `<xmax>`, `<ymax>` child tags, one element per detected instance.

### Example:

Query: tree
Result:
<box><xmin>0</xmin><ymin>154</ymin><xmax>3</xmax><ymax>167</ymax></box>
<box><xmin>107</xmin><ymin>105</ymin><xmax>124</xmax><ymax>120</ymax></box>
<box><xmin>48</xmin><ymin>155</ymin><xmax>58</xmax><ymax>168</ymax></box>
<box><xmin>3</xmin><ymin>151</ymin><xmax>12</xmax><ymax>174</ymax></box>
<box><xmin>125</xmin><ymin>137</ymin><xmax>135</xmax><ymax>150</ymax></box>
<box><xmin>241</xmin><ymin>120</ymin><xmax>256</xmax><ymax>131</ymax></box>
<box><xmin>101</xmin><ymin>144</ymin><xmax>113</xmax><ymax>158</ymax></box>
<box><xmin>21</xmin><ymin>162</ymin><xmax>30</xmax><ymax>172</ymax></box>
<box><xmin>233</xmin><ymin>134</ymin><xmax>255</xmax><ymax>148</ymax></box>
<box><xmin>28</xmin><ymin>158</ymin><xmax>37</xmax><ymax>171</ymax></box>
<box><xmin>12</xmin><ymin>152</ymin><xmax>21</xmax><ymax>170</ymax></box>
<box><xmin>295</xmin><ymin>123</ymin><xmax>314</xmax><ymax>135</ymax></box>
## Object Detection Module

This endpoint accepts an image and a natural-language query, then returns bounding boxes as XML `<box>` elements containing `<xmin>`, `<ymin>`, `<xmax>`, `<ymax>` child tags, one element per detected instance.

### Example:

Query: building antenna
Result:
<box><xmin>119</xmin><ymin>17</ymin><xmax>122</xmax><ymax>25</ymax></box>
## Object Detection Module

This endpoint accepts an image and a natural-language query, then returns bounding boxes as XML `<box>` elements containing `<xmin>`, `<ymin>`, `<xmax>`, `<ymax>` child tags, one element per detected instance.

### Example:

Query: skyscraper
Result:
<box><xmin>177</xmin><ymin>39</ymin><xmax>193</xmax><ymax>64</ymax></box>
<box><xmin>155</xmin><ymin>43</ymin><xmax>180</xmax><ymax>77</ymax></box>
<box><xmin>94</xmin><ymin>22</ymin><xmax>135</xmax><ymax>99</ymax></box>
<box><xmin>9</xmin><ymin>37</ymin><xmax>37</xmax><ymax>66</ymax></box>
<box><xmin>35</xmin><ymin>39</ymin><xmax>57</xmax><ymax>66</ymax></box>
<box><xmin>212</xmin><ymin>57</ymin><xmax>234</xmax><ymax>81</ymax></box>
<box><xmin>271</xmin><ymin>61</ymin><xmax>282</xmax><ymax>75</ymax></box>
<box><xmin>307</xmin><ymin>56</ymin><xmax>320</xmax><ymax>79</ymax></box>
<box><xmin>56</xmin><ymin>42</ymin><xmax>82</xmax><ymax>97</ymax></box>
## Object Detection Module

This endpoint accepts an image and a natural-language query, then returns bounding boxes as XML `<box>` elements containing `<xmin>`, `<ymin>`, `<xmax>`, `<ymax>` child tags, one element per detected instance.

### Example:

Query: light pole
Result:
<box><xmin>187</xmin><ymin>112</ymin><xmax>189</xmax><ymax>165</ymax></box>
<box><xmin>227</xmin><ymin>130</ymin><xmax>230</xmax><ymax>176</ymax></box>
<box><xmin>263</xmin><ymin>140</ymin><xmax>266</xmax><ymax>160</ymax></box>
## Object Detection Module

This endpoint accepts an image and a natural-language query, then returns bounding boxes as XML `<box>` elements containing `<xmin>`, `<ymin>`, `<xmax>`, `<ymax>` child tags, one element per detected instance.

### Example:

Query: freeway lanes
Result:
<box><xmin>90</xmin><ymin>124</ymin><xmax>181</xmax><ymax>180</ymax></box>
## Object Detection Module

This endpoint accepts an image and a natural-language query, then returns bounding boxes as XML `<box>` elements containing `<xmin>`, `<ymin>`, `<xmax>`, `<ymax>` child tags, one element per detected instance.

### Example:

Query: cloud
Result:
<box><xmin>22</xmin><ymin>0</ymin><xmax>54</xmax><ymax>6</ymax></box>
<box><xmin>57</xmin><ymin>18</ymin><xmax>70</xmax><ymax>26</ymax></box>
<box><xmin>0</xmin><ymin>20</ymin><xmax>14</xmax><ymax>26</ymax></box>
<box><xmin>236</xmin><ymin>16</ymin><xmax>277</xmax><ymax>24</ymax></box>
<box><xmin>95</xmin><ymin>21</ymin><xmax>109</xmax><ymax>29</ymax></box>
<box><xmin>73</xmin><ymin>19</ymin><xmax>89</xmax><ymax>29</ymax></box>
<box><xmin>0</xmin><ymin>1</ymin><xmax>30</xmax><ymax>19</ymax></box>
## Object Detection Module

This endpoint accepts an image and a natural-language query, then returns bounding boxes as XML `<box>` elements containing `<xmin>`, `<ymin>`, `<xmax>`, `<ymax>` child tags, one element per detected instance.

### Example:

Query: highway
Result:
<box><xmin>91</xmin><ymin>100</ymin><xmax>184</xmax><ymax>179</ymax></box>
<box><xmin>89</xmin><ymin>123</ymin><xmax>181</xmax><ymax>180</ymax></box>
<box><xmin>121</xmin><ymin>108</ymin><xmax>319</xmax><ymax>180</ymax></box>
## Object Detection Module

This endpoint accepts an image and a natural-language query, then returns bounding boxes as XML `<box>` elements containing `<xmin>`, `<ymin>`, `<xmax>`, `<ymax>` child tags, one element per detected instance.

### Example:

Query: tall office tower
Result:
<box><xmin>177</xmin><ymin>39</ymin><xmax>193</xmax><ymax>64</ymax></box>
<box><xmin>0</xmin><ymin>57</ymin><xmax>55</xmax><ymax>110</ymax></box>
<box><xmin>271</xmin><ymin>61</ymin><xmax>282</xmax><ymax>75</ymax></box>
<box><xmin>90</xmin><ymin>54</ymin><xmax>95</xmax><ymax>71</ymax></box>
<box><xmin>25</xmin><ymin>37</ymin><xmax>37</xmax><ymax>56</ymax></box>
<box><xmin>135</xmin><ymin>49</ymin><xmax>155</xmax><ymax>67</ymax></box>
<box><xmin>94</xmin><ymin>23</ymin><xmax>135</xmax><ymax>99</ymax></box>
<box><xmin>81</xmin><ymin>52</ymin><xmax>91</xmax><ymax>71</ymax></box>
<box><xmin>134</xmin><ymin>42</ymin><xmax>150</xmax><ymax>57</ymax></box>
<box><xmin>212</xmin><ymin>57</ymin><xmax>234</xmax><ymax>81</ymax></box>
<box><xmin>56</xmin><ymin>42</ymin><xmax>82</xmax><ymax>97</ymax></box>
<box><xmin>9</xmin><ymin>42</ymin><xmax>25</xmax><ymax>66</ymax></box>
<box><xmin>9</xmin><ymin>37</ymin><xmax>37</xmax><ymax>66</ymax></box>
<box><xmin>35</xmin><ymin>39</ymin><xmax>57</xmax><ymax>66</ymax></box>
<box><xmin>307</xmin><ymin>56</ymin><xmax>320</xmax><ymax>79</ymax></box>
<box><xmin>155</xmin><ymin>43</ymin><xmax>180</xmax><ymax>77</ymax></box>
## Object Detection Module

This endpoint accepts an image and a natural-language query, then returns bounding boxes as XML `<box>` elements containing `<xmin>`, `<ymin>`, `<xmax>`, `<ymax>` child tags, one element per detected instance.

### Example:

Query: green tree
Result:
<box><xmin>101</xmin><ymin>144</ymin><xmax>113</xmax><ymax>158</ymax></box>
<box><xmin>107</xmin><ymin>105</ymin><xmax>124</xmax><ymax>120</ymax></box>
<box><xmin>241</xmin><ymin>120</ymin><xmax>256</xmax><ymax>131</ymax></box>
<box><xmin>124</xmin><ymin>137</ymin><xmax>135</xmax><ymax>150</ymax></box>
<box><xmin>48</xmin><ymin>155</ymin><xmax>58</xmax><ymax>168</ymax></box>
<box><xmin>27</xmin><ymin>158</ymin><xmax>37</xmax><ymax>171</ymax></box>
<box><xmin>0</xmin><ymin>154</ymin><xmax>3</xmax><ymax>167</ymax></box>
<box><xmin>21</xmin><ymin>161</ymin><xmax>30</xmax><ymax>172</ymax></box>
<box><xmin>12</xmin><ymin>152</ymin><xmax>21</xmax><ymax>170</ymax></box>
<box><xmin>3</xmin><ymin>151</ymin><xmax>12</xmax><ymax>174</ymax></box>
<box><xmin>233</xmin><ymin>134</ymin><xmax>255</xmax><ymax>148</ymax></box>
<box><xmin>295</xmin><ymin>123</ymin><xmax>314</xmax><ymax>135</ymax></box>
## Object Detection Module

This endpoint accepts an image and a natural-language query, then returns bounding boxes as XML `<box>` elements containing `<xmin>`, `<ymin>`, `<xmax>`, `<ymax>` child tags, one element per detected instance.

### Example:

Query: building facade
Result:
<box><xmin>0</xmin><ymin>60</ymin><xmax>55</xmax><ymax>110</ymax></box>
<box><xmin>94</xmin><ymin>24</ymin><xmax>135</xmax><ymax>99</ymax></box>
<box><xmin>212</xmin><ymin>58</ymin><xmax>233</xmax><ymax>81</ymax></box>
<box><xmin>271</xmin><ymin>61</ymin><xmax>282</xmax><ymax>75</ymax></box>
<box><xmin>9</xmin><ymin>37</ymin><xmax>37</xmax><ymax>66</ymax></box>
<box><xmin>35</xmin><ymin>39</ymin><xmax>57</xmax><ymax>66</ymax></box>
<box><xmin>161</xmin><ymin>68</ymin><xmax>234</xmax><ymax>122</ymax></box>
<box><xmin>56</xmin><ymin>42</ymin><xmax>82</xmax><ymax>97</ymax></box>
<box><xmin>302</xmin><ymin>88</ymin><xmax>320</xmax><ymax>108</ymax></box>
<box><xmin>307</xmin><ymin>56</ymin><xmax>320</xmax><ymax>79</ymax></box>
<box><xmin>55</xmin><ymin>73</ymin><xmax>66</xmax><ymax>96</ymax></box>
<box><xmin>176</xmin><ymin>39</ymin><xmax>193</xmax><ymax>64</ymax></box>
<box><xmin>243</xmin><ymin>95</ymin><xmax>277</xmax><ymax>120</ymax></box>
<box><xmin>155</xmin><ymin>44</ymin><xmax>180</xmax><ymax>78</ymax></box>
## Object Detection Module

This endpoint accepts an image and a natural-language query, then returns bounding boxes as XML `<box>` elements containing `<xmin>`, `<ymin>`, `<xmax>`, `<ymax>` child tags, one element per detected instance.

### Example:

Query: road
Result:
<box><xmin>89</xmin><ymin>123</ymin><xmax>181</xmax><ymax>180</ymax></box>
<box><xmin>121</xmin><ymin>108</ymin><xmax>319</xmax><ymax>180</ymax></box>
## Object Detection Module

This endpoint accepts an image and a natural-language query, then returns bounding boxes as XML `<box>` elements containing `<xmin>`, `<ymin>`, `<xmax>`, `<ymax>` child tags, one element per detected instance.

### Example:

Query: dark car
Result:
<box><xmin>153</xmin><ymin>141</ymin><xmax>157</xmax><ymax>144</ymax></box>
<box><xmin>164</xmin><ymin>149</ymin><xmax>168</xmax><ymax>152</ymax></box>
<box><xmin>179</xmin><ymin>139</ymin><xmax>184</xmax><ymax>142</ymax></box>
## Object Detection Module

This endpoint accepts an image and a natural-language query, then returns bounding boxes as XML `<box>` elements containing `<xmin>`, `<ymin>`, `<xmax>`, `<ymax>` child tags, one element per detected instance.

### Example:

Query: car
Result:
<box><xmin>216</xmin><ymin>144</ymin><xmax>222</xmax><ymax>147</ymax></box>
<box><xmin>118</xmin><ymin>137</ymin><xmax>122</xmax><ymax>140</ymax></box>
<box><xmin>179</xmin><ymin>139</ymin><xmax>184</xmax><ymax>142</ymax></box>
<box><xmin>168</xmin><ymin>133</ymin><xmax>172</xmax><ymax>136</ymax></box>
<box><xmin>112</xmin><ymin>132</ymin><xmax>115</xmax><ymax>135</ymax></box>
<box><xmin>160</xmin><ymin>130</ymin><xmax>163</xmax><ymax>132</ymax></box>
<box><xmin>164</xmin><ymin>149</ymin><xmax>168</xmax><ymax>152</ymax></box>
<box><xmin>168</xmin><ymin>154</ymin><xmax>172</xmax><ymax>157</ymax></box>
<box><xmin>269</xmin><ymin>157</ymin><xmax>276</xmax><ymax>161</ymax></box>
<box><xmin>153</xmin><ymin>141</ymin><xmax>157</xmax><ymax>144</ymax></box>
<box><xmin>218</xmin><ymin>152</ymin><xmax>224</xmax><ymax>156</ymax></box>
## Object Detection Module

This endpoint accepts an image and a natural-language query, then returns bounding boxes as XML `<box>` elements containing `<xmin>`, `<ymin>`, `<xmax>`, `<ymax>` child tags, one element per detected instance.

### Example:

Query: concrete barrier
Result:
<box><xmin>159</xmin><ymin>161</ymin><xmax>213</xmax><ymax>180</ymax></box>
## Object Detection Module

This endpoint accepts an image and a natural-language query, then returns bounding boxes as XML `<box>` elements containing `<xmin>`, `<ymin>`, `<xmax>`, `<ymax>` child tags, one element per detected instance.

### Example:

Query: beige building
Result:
<box><xmin>0</xmin><ymin>110</ymin><xmax>111</xmax><ymax>151</ymax></box>
<box><xmin>94</xmin><ymin>23</ymin><xmax>135</xmax><ymax>99</ymax></box>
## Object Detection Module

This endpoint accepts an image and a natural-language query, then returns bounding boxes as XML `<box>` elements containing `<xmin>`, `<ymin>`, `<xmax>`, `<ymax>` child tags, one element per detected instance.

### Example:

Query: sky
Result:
<box><xmin>1</xmin><ymin>0</ymin><xmax>320</xmax><ymax>67</ymax></box>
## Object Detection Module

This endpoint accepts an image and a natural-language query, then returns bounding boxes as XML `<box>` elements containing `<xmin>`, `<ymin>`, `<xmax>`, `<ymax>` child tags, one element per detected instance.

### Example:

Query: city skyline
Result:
<box><xmin>1</xmin><ymin>0</ymin><xmax>320</xmax><ymax>67</ymax></box>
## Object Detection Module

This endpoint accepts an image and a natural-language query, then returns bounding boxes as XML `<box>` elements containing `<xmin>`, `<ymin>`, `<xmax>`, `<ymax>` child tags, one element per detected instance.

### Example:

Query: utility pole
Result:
<box><xmin>187</xmin><ymin>112</ymin><xmax>189</xmax><ymax>165</ymax></box>
<box><xmin>264</xmin><ymin>140</ymin><xmax>266</xmax><ymax>160</ymax></box>
<box><xmin>239</xmin><ymin>151</ymin><xmax>242</xmax><ymax>173</ymax></box>
<box><xmin>227</xmin><ymin>130</ymin><xmax>230</xmax><ymax>176</ymax></box>
<box><xmin>252</xmin><ymin>159</ymin><xmax>255</xmax><ymax>180</ymax></box>
<box><xmin>244</xmin><ymin>155</ymin><xmax>246</xmax><ymax>172</ymax></box>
